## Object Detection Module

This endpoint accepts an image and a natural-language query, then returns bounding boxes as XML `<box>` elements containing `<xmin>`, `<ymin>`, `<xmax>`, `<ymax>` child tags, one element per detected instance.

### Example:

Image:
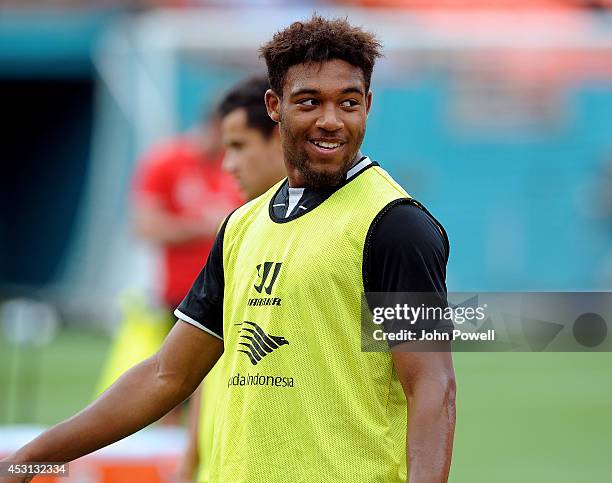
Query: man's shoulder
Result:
<box><xmin>353</xmin><ymin>162</ymin><xmax>411</xmax><ymax>201</ymax></box>
<box><xmin>371</xmin><ymin>199</ymin><xmax>449</xmax><ymax>261</ymax></box>
<box><xmin>382</xmin><ymin>200</ymin><xmax>445</xmax><ymax>233</ymax></box>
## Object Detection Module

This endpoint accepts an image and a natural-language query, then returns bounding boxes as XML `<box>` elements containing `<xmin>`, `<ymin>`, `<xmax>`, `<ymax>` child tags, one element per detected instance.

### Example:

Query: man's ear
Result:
<box><xmin>365</xmin><ymin>90</ymin><xmax>373</xmax><ymax>118</ymax></box>
<box><xmin>265</xmin><ymin>89</ymin><xmax>281</xmax><ymax>123</ymax></box>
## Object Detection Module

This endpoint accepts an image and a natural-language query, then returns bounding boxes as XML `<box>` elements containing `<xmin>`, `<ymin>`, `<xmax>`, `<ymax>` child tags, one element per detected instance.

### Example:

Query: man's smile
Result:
<box><xmin>307</xmin><ymin>138</ymin><xmax>346</xmax><ymax>157</ymax></box>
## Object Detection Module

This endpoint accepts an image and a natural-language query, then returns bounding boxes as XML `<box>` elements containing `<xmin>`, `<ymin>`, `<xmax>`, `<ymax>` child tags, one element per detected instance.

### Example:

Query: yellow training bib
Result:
<box><xmin>209</xmin><ymin>166</ymin><xmax>410</xmax><ymax>482</ymax></box>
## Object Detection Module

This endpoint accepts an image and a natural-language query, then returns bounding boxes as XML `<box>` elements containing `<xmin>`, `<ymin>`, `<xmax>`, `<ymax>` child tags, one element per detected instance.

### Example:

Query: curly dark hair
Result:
<box><xmin>259</xmin><ymin>14</ymin><xmax>383</xmax><ymax>96</ymax></box>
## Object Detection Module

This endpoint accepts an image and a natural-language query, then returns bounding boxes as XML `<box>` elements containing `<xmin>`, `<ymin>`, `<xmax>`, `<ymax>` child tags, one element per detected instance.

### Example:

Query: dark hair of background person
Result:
<box><xmin>217</xmin><ymin>76</ymin><xmax>276</xmax><ymax>138</ymax></box>
<box><xmin>259</xmin><ymin>14</ymin><xmax>383</xmax><ymax>96</ymax></box>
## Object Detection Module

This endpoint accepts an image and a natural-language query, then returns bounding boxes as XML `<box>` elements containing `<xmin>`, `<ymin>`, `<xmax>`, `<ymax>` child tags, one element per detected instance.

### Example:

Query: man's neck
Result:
<box><xmin>272</xmin><ymin>155</ymin><xmax>373</xmax><ymax>220</ymax></box>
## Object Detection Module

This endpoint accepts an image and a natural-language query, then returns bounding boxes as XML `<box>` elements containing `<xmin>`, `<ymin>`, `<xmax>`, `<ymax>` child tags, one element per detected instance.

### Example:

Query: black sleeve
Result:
<box><xmin>364</xmin><ymin>199</ymin><xmax>452</xmax><ymax>335</ymax></box>
<box><xmin>174</xmin><ymin>215</ymin><xmax>231</xmax><ymax>340</ymax></box>
<box><xmin>364</xmin><ymin>199</ymin><xmax>449</xmax><ymax>294</ymax></box>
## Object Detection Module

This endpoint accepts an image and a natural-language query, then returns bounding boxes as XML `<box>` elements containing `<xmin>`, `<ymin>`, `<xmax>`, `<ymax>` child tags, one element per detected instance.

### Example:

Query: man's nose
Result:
<box><xmin>315</xmin><ymin>104</ymin><xmax>343</xmax><ymax>131</ymax></box>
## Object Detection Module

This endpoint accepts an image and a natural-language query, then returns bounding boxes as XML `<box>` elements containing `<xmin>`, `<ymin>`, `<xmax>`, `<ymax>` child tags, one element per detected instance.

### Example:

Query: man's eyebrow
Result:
<box><xmin>340</xmin><ymin>86</ymin><xmax>365</xmax><ymax>95</ymax></box>
<box><xmin>289</xmin><ymin>86</ymin><xmax>365</xmax><ymax>97</ymax></box>
<box><xmin>290</xmin><ymin>87</ymin><xmax>320</xmax><ymax>97</ymax></box>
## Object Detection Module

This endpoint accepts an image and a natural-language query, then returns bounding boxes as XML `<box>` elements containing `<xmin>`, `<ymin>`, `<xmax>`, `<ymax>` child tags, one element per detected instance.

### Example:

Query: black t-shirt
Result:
<box><xmin>176</xmin><ymin>161</ymin><xmax>449</xmax><ymax>339</ymax></box>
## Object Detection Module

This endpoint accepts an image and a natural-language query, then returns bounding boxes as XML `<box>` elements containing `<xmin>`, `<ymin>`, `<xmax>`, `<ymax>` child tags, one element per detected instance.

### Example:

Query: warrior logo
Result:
<box><xmin>254</xmin><ymin>262</ymin><xmax>282</xmax><ymax>295</ymax></box>
<box><xmin>235</xmin><ymin>321</ymin><xmax>288</xmax><ymax>365</ymax></box>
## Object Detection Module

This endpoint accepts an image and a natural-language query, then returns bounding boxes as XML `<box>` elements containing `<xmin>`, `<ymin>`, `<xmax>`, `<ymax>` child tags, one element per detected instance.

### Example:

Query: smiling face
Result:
<box><xmin>265</xmin><ymin>59</ymin><xmax>372</xmax><ymax>188</ymax></box>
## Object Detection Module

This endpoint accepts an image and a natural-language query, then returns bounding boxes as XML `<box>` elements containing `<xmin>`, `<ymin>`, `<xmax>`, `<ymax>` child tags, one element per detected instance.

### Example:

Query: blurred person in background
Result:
<box><xmin>176</xmin><ymin>76</ymin><xmax>286</xmax><ymax>482</ymax></box>
<box><xmin>94</xmin><ymin>111</ymin><xmax>242</xmax><ymax>422</ymax></box>
<box><xmin>1</xmin><ymin>15</ymin><xmax>455</xmax><ymax>483</ymax></box>
<box><xmin>219</xmin><ymin>77</ymin><xmax>286</xmax><ymax>201</ymax></box>
<box><xmin>131</xmin><ymin>113</ymin><xmax>241</xmax><ymax>309</ymax></box>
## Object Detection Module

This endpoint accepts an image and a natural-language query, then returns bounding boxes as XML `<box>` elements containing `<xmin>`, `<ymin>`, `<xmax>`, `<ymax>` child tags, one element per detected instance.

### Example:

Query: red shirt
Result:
<box><xmin>133</xmin><ymin>137</ymin><xmax>242</xmax><ymax>307</ymax></box>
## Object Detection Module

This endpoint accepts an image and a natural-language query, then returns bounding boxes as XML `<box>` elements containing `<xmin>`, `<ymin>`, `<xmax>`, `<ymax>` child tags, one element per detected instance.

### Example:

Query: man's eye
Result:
<box><xmin>341</xmin><ymin>99</ymin><xmax>359</xmax><ymax>108</ymax></box>
<box><xmin>298</xmin><ymin>99</ymin><xmax>317</xmax><ymax>106</ymax></box>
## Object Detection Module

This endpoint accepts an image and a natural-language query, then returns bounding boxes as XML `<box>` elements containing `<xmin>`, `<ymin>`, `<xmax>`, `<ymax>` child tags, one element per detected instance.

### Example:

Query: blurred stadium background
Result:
<box><xmin>1</xmin><ymin>1</ymin><xmax>612</xmax><ymax>482</ymax></box>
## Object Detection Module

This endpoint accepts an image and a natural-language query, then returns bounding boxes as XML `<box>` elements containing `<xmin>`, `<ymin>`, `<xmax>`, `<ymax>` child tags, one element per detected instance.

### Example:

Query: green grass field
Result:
<box><xmin>0</xmin><ymin>329</ymin><xmax>110</xmax><ymax>425</ymax></box>
<box><xmin>1</xmin><ymin>330</ymin><xmax>611</xmax><ymax>482</ymax></box>
<box><xmin>452</xmin><ymin>352</ymin><xmax>612</xmax><ymax>482</ymax></box>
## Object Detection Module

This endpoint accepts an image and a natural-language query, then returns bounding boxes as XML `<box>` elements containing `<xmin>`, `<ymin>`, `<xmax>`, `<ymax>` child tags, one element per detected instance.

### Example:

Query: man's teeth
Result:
<box><xmin>313</xmin><ymin>141</ymin><xmax>341</xmax><ymax>149</ymax></box>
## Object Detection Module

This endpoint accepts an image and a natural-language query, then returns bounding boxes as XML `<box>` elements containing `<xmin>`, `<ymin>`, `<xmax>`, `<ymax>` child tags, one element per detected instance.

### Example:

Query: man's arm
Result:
<box><xmin>366</xmin><ymin>200</ymin><xmax>454</xmax><ymax>479</ymax></box>
<box><xmin>1</xmin><ymin>321</ymin><xmax>222</xmax><ymax>482</ymax></box>
<box><xmin>392</xmin><ymin>345</ymin><xmax>456</xmax><ymax>483</ymax></box>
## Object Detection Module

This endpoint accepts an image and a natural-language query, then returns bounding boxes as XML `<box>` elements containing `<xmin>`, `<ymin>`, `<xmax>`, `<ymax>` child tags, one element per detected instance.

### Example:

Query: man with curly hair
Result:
<box><xmin>2</xmin><ymin>15</ymin><xmax>455</xmax><ymax>483</ymax></box>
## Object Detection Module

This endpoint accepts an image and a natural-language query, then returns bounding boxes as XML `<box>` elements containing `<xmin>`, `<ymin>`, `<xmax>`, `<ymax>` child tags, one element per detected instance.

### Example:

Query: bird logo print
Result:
<box><xmin>235</xmin><ymin>321</ymin><xmax>289</xmax><ymax>365</ymax></box>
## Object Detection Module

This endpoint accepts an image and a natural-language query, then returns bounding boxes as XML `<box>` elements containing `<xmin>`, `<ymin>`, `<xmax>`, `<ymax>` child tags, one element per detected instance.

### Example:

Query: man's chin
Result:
<box><xmin>300</xmin><ymin>166</ymin><xmax>346</xmax><ymax>189</ymax></box>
